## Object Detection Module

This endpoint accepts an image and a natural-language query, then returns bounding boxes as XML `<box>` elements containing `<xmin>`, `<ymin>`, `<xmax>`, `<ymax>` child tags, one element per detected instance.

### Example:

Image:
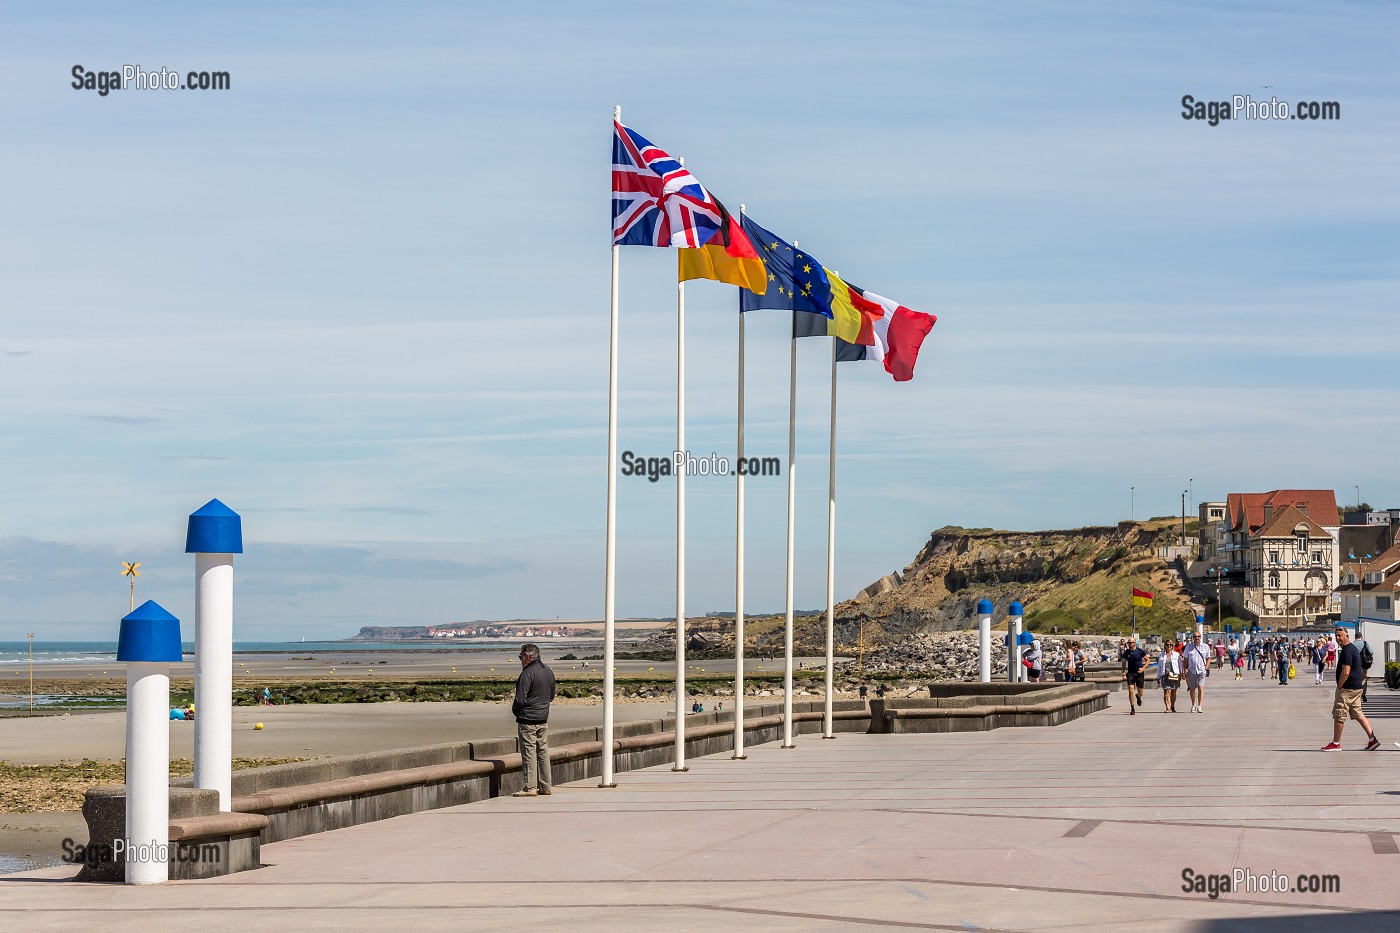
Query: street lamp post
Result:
<box><xmin>1130</xmin><ymin>486</ymin><xmax>1135</xmax><ymax>522</ymax></box>
<box><xmin>26</xmin><ymin>633</ymin><xmax>34</xmax><ymax>716</ymax></box>
<box><xmin>1181</xmin><ymin>490</ymin><xmax>1187</xmax><ymax>548</ymax></box>
<box><xmin>1209</xmin><ymin>567</ymin><xmax>1223</xmax><ymax>631</ymax></box>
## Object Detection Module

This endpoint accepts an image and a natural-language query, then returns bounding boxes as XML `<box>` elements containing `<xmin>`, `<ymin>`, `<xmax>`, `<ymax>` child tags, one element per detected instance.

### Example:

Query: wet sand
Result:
<box><xmin>0</xmin><ymin>699</ymin><xmax>679</xmax><ymax>765</ymax></box>
<box><xmin>3</xmin><ymin>644</ymin><xmax>814</xmax><ymax>687</ymax></box>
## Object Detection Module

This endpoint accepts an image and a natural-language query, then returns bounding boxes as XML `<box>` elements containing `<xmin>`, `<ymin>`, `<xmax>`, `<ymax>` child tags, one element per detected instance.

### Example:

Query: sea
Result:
<box><xmin>0</xmin><ymin>640</ymin><xmax>558</xmax><ymax>665</ymax></box>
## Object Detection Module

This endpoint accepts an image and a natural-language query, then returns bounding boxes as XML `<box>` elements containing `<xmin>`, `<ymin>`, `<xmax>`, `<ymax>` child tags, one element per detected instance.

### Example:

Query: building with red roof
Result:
<box><xmin>1216</xmin><ymin>490</ymin><xmax>1341</xmax><ymax>629</ymax></box>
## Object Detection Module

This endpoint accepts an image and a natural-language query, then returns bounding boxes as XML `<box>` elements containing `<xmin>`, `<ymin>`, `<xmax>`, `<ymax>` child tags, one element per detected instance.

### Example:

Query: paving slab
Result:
<box><xmin>3</xmin><ymin>674</ymin><xmax>1399</xmax><ymax>931</ymax></box>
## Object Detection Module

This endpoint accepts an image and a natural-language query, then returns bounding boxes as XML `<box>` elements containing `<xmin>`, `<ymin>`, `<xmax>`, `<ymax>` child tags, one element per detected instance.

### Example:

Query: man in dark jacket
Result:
<box><xmin>511</xmin><ymin>643</ymin><xmax>556</xmax><ymax>797</ymax></box>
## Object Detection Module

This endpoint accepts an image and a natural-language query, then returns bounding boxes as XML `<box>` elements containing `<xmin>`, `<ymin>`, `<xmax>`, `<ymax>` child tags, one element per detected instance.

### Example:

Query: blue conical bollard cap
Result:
<box><xmin>118</xmin><ymin>600</ymin><xmax>183</xmax><ymax>662</ymax></box>
<box><xmin>1009</xmin><ymin>601</ymin><xmax>1024</xmax><ymax>616</ymax></box>
<box><xmin>186</xmin><ymin>499</ymin><xmax>243</xmax><ymax>554</ymax></box>
<box><xmin>976</xmin><ymin>599</ymin><xmax>994</xmax><ymax>615</ymax></box>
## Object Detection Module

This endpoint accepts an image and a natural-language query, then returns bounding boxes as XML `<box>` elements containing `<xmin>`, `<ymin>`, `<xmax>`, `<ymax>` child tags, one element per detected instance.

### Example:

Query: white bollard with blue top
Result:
<box><xmin>118</xmin><ymin>600</ymin><xmax>183</xmax><ymax>884</ymax></box>
<box><xmin>187</xmin><ymin>499</ymin><xmax>243</xmax><ymax>811</ymax></box>
<box><xmin>977</xmin><ymin>599</ymin><xmax>993</xmax><ymax>683</ymax></box>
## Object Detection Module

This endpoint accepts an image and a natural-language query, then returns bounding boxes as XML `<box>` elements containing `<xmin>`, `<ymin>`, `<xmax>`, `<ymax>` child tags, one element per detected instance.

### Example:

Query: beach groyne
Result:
<box><xmin>73</xmin><ymin>682</ymin><xmax>1106</xmax><ymax>881</ymax></box>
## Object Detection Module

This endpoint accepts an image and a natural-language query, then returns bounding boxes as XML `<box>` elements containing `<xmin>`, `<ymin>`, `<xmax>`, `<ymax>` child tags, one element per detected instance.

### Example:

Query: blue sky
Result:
<box><xmin>1</xmin><ymin>1</ymin><xmax>1396</xmax><ymax>639</ymax></box>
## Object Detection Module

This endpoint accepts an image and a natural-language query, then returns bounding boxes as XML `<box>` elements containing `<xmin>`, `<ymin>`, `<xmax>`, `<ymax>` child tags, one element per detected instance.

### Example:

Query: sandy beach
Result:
<box><xmin>0</xmin><ymin>641</ymin><xmax>848</xmax><ymax>872</ymax></box>
<box><xmin>0</xmin><ymin>699</ymin><xmax>681</xmax><ymax>873</ymax></box>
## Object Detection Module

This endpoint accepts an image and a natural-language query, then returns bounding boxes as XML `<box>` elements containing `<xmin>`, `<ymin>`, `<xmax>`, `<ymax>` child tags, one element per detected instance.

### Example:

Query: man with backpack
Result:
<box><xmin>1322</xmin><ymin>626</ymin><xmax>1379</xmax><ymax>752</ymax></box>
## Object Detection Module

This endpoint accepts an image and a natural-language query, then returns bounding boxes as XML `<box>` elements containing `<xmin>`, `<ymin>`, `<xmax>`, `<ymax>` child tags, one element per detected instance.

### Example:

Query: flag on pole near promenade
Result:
<box><xmin>792</xmin><ymin>269</ymin><xmax>872</xmax><ymax>345</ymax></box>
<box><xmin>795</xmin><ymin>273</ymin><xmax>939</xmax><ymax>382</ymax></box>
<box><xmin>677</xmin><ymin>204</ymin><xmax>767</xmax><ymax>295</ymax></box>
<box><xmin>1132</xmin><ymin>587</ymin><xmax>1154</xmax><ymax>607</ymax></box>
<box><xmin>830</xmin><ymin>289</ymin><xmax>937</xmax><ymax>383</ymax></box>
<box><xmin>612</xmin><ymin>120</ymin><xmax>724</xmax><ymax>248</ymax></box>
<box><xmin>737</xmin><ymin>217</ymin><xmax>834</xmax><ymax>317</ymax></box>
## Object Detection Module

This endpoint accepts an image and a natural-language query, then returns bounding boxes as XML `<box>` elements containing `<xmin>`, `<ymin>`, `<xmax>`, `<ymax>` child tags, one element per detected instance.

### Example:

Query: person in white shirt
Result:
<box><xmin>1158</xmin><ymin>641</ymin><xmax>1182</xmax><ymax>713</ymax></box>
<box><xmin>1183</xmin><ymin>632</ymin><xmax>1211</xmax><ymax>712</ymax></box>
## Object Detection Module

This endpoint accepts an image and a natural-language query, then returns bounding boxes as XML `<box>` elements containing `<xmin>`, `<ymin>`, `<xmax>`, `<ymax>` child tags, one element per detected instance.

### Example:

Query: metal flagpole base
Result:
<box><xmin>780</xmin><ymin>744</ymin><xmax>796</xmax><ymax>749</ymax></box>
<box><xmin>731</xmin><ymin>754</ymin><xmax>747</xmax><ymax>760</ymax></box>
<box><xmin>822</xmin><ymin>735</ymin><xmax>837</xmax><ymax>740</ymax></box>
<box><xmin>597</xmin><ymin>782</ymin><xmax>618</xmax><ymax>789</ymax></box>
<box><xmin>670</xmin><ymin>766</ymin><xmax>689</xmax><ymax>772</ymax></box>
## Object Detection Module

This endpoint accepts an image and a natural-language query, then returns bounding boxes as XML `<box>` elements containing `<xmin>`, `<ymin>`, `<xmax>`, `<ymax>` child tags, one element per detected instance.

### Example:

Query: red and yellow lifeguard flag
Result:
<box><xmin>1132</xmin><ymin>587</ymin><xmax>1154</xmax><ymax>608</ymax></box>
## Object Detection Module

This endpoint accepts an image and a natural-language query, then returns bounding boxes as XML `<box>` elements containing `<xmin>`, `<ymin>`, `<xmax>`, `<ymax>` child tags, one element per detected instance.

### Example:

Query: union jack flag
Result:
<box><xmin>612</xmin><ymin>120</ymin><xmax>724</xmax><ymax>248</ymax></box>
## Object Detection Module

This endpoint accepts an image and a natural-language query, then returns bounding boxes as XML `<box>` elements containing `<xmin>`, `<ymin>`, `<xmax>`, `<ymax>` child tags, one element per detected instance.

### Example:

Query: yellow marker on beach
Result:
<box><xmin>253</xmin><ymin>723</ymin><xmax>264</xmax><ymax>730</ymax></box>
<box><xmin>121</xmin><ymin>561</ymin><xmax>141</xmax><ymax>612</ymax></box>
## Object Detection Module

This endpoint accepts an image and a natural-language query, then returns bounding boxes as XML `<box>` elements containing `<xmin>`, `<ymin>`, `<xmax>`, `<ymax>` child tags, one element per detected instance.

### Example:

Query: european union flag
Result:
<box><xmin>737</xmin><ymin>216</ymin><xmax>833</xmax><ymax>318</ymax></box>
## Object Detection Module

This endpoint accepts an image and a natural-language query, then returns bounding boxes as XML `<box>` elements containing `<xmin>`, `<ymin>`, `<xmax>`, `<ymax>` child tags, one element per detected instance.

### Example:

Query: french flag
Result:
<box><xmin>835</xmin><ymin>286</ymin><xmax>937</xmax><ymax>382</ymax></box>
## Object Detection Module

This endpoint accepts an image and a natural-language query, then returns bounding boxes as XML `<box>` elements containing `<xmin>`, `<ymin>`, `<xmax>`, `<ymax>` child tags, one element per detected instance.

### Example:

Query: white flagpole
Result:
<box><xmin>781</xmin><ymin>301</ymin><xmax>797</xmax><ymax>749</ymax></box>
<box><xmin>733</xmin><ymin>205</ymin><xmax>748</xmax><ymax>760</ymax></box>
<box><xmin>673</xmin><ymin>266</ymin><xmax>688</xmax><ymax>772</ymax></box>
<box><xmin>600</xmin><ymin>104</ymin><xmax>620</xmax><ymax>789</ymax></box>
<box><xmin>823</xmin><ymin>336</ymin><xmax>837</xmax><ymax>739</ymax></box>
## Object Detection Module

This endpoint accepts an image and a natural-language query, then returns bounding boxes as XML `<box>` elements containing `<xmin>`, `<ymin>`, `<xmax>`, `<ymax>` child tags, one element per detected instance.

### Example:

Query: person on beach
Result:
<box><xmin>1275</xmin><ymin>638</ymin><xmax>1291</xmax><ymax>685</ymax></box>
<box><xmin>1122</xmin><ymin>637</ymin><xmax>1147</xmax><ymax>714</ymax></box>
<box><xmin>1227</xmin><ymin>637</ymin><xmax>1239</xmax><ymax>671</ymax></box>
<box><xmin>511</xmin><ymin>643</ymin><xmax>556</xmax><ymax>798</ymax></box>
<box><xmin>1158</xmin><ymin>641</ymin><xmax>1182</xmax><ymax>712</ymax></box>
<box><xmin>1184</xmin><ymin>632</ymin><xmax>1210</xmax><ymax>713</ymax></box>
<box><xmin>1322</xmin><ymin>626</ymin><xmax>1379</xmax><ymax>752</ymax></box>
<box><xmin>1312</xmin><ymin>640</ymin><xmax>1327</xmax><ymax>685</ymax></box>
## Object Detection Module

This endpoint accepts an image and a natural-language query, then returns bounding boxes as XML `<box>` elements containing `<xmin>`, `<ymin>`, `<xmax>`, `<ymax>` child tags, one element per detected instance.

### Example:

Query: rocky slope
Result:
<box><xmin>832</xmin><ymin>523</ymin><xmax>1157</xmax><ymax>637</ymax></box>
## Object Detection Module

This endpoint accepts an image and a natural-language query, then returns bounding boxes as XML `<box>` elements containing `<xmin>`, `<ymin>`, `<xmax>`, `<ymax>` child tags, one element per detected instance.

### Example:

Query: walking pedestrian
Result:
<box><xmin>1183</xmin><ymin>632</ymin><xmax>1210</xmax><ymax>713</ymax></box>
<box><xmin>1275</xmin><ymin>638</ymin><xmax>1290</xmax><ymax>685</ymax></box>
<box><xmin>1159</xmin><ymin>640</ymin><xmax>1182</xmax><ymax>712</ymax></box>
<box><xmin>1312</xmin><ymin>640</ymin><xmax>1327</xmax><ymax>685</ymax></box>
<box><xmin>1122</xmin><ymin>637</ymin><xmax>1148</xmax><ymax>715</ymax></box>
<box><xmin>511</xmin><ymin>643</ymin><xmax>556</xmax><ymax>797</ymax></box>
<box><xmin>1322</xmin><ymin>626</ymin><xmax>1379</xmax><ymax>751</ymax></box>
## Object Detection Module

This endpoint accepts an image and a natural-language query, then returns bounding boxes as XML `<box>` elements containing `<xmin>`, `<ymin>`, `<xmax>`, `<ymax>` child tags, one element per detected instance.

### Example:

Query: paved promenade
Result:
<box><xmin>4</xmin><ymin>672</ymin><xmax>1400</xmax><ymax>931</ymax></box>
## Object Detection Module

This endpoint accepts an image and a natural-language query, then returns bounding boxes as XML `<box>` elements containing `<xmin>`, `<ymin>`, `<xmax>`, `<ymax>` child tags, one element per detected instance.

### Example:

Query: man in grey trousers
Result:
<box><xmin>511</xmin><ymin>643</ymin><xmax>556</xmax><ymax>797</ymax></box>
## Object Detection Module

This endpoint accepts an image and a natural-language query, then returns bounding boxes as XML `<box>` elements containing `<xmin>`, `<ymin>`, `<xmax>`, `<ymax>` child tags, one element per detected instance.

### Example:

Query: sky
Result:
<box><xmin>1</xmin><ymin>1</ymin><xmax>1396</xmax><ymax>640</ymax></box>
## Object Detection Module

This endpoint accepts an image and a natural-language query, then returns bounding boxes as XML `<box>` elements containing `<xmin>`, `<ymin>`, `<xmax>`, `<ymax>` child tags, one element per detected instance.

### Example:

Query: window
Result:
<box><xmin>1269</xmin><ymin>551</ymin><xmax>1280</xmax><ymax>564</ymax></box>
<box><xmin>1378</xmin><ymin>596</ymin><xmax>1393</xmax><ymax>612</ymax></box>
<box><xmin>1312</xmin><ymin>551</ymin><xmax>1322</xmax><ymax>564</ymax></box>
<box><xmin>1268</xmin><ymin>571</ymin><xmax>1280</xmax><ymax>589</ymax></box>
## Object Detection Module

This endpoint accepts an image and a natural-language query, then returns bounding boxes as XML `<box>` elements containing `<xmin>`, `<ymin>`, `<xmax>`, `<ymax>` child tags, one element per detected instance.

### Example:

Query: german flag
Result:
<box><xmin>677</xmin><ymin>202</ymin><xmax>767</xmax><ymax>296</ymax></box>
<box><xmin>1132</xmin><ymin>587</ymin><xmax>1154</xmax><ymax>608</ymax></box>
